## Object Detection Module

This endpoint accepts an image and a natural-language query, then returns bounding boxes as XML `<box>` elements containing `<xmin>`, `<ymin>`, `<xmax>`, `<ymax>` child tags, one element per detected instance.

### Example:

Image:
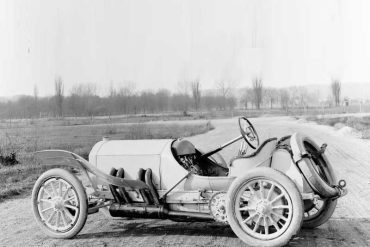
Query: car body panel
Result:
<box><xmin>228</xmin><ymin>139</ymin><xmax>277</xmax><ymax>176</ymax></box>
<box><xmin>89</xmin><ymin>139</ymin><xmax>173</xmax><ymax>189</ymax></box>
<box><xmin>184</xmin><ymin>174</ymin><xmax>235</xmax><ymax>191</ymax></box>
<box><xmin>89</xmin><ymin>139</ymin><xmax>237</xmax><ymax>192</ymax></box>
<box><xmin>158</xmin><ymin>140</ymin><xmax>188</xmax><ymax>190</ymax></box>
<box><xmin>270</xmin><ymin>148</ymin><xmax>309</xmax><ymax>193</ymax></box>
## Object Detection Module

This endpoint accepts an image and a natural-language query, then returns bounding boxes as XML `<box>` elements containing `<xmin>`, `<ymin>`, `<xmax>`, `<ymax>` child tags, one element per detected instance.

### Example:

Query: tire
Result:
<box><xmin>301</xmin><ymin>140</ymin><xmax>337</xmax><ymax>228</ymax></box>
<box><xmin>291</xmin><ymin>133</ymin><xmax>338</xmax><ymax>198</ymax></box>
<box><xmin>303</xmin><ymin>198</ymin><xmax>337</xmax><ymax>229</ymax></box>
<box><xmin>226</xmin><ymin>167</ymin><xmax>303</xmax><ymax>247</ymax></box>
<box><xmin>32</xmin><ymin>168</ymin><xmax>88</xmax><ymax>238</ymax></box>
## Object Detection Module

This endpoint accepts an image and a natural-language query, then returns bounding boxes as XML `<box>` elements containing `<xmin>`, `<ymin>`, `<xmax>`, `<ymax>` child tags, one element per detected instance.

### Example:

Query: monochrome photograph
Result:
<box><xmin>0</xmin><ymin>0</ymin><xmax>369</xmax><ymax>246</ymax></box>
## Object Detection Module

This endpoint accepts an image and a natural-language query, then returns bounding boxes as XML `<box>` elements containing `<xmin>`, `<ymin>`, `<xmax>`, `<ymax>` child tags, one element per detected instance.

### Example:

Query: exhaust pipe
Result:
<box><xmin>109</xmin><ymin>203</ymin><xmax>213</xmax><ymax>221</ymax></box>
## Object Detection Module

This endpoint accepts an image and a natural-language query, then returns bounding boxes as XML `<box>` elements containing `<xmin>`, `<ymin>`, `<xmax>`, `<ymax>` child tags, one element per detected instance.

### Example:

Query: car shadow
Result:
<box><xmin>75</xmin><ymin>219</ymin><xmax>236</xmax><ymax>239</ymax></box>
<box><xmin>75</xmin><ymin>218</ymin><xmax>370</xmax><ymax>246</ymax></box>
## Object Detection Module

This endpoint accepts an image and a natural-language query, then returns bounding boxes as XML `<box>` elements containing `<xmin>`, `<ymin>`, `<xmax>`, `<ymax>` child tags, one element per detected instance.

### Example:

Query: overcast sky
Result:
<box><xmin>0</xmin><ymin>0</ymin><xmax>370</xmax><ymax>97</ymax></box>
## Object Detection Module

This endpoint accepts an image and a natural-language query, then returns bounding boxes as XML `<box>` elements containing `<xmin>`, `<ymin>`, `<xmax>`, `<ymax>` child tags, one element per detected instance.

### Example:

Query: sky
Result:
<box><xmin>0</xmin><ymin>0</ymin><xmax>370</xmax><ymax>97</ymax></box>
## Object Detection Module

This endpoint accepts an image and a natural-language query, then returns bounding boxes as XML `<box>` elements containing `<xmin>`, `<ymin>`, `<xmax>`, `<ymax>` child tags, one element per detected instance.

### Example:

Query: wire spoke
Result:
<box><xmin>50</xmin><ymin>181</ymin><xmax>58</xmax><ymax>197</ymax></box>
<box><xmin>268</xmin><ymin>215</ymin><xmax>280</xmax><ymax>230</ymax></box>
<box><xmin>64</xmin><ymin>196</ymin><xmax>76</xmax><ymax>203</ymax></box>
<box><xmin>239</xmin><ymin>206</ymin><xmax>255</xmax><ymax>211</ymax></box>
<box><xmin>247</xmin><ymin>185</ymin><xmax>255</xmax><ymax>195</ymax></box>
<box><xmin>264</xmin><ymin>216</ymin><xmax>269</xmax><ymax>235</ymax></box>
<box><xmin>272</xmin><ymin>205</ymin><xmax>290</xmax><ymax>210</ymax></box>
<box><xmin>270</xmin><ymin>193</ymin><xmax>284</xmax><ymax>204</ymax></box>
<box><xmin>241</xmin><ymin>191</ymin><xmax>252</xmax><ymax>202</ymax></box>
<box><xmin>63</xmin><ymin>209</ymin><xmax>75</xmax><ymax>221</ymax></box>
<box><xmin>64</xmin><ymin>204</ymin><xmax>78</xmax><ymax>211</ymax></box>
<box><xmin>39</xmin><ymin>198</ymin><xmax>53</xmax><ymax>204</ymax></box>
<box><xmin>240</xmin><ymin>195</ymin><xmax>249</xmax><ymax>202</ymax></box>
<box><xmin>46</xmin><ymin>211</ymin><xmax>57</xmax><ymax>223</ymax></box>
<box><xmin>60</xmin><ymin>211</ymin><xmax>68</xmax><ymax>227</ymax></box>
<box><xmin>62</xmin><ymin>187</ymin><xmax>71</xmax><ymax>200</ymax></box>
<box><xmin>253</xmin><ymin>215</ymin><xmax>262</xmax><ymax>232</ymax></box>
<box><xmin>266</xmin><ymin>185</ymin><xmax>275</xmax><ymax>201</ymax></box>
<box><xmin>56</xmin><ymin>211</ymin><xmax>60</xmax><ymax>229</ymax></box>
<box><xmin>41</xmin><ymin>207</ymin><xmax>54</xmax><ymax>213</ymax></box>
<box><xmin>243</xmin><ymin>212</ymin><xmax>258</xmax><ymax>224</ymax></box>
<box><xmin>271</xmin><ymin>211</ymin><xmax>288</xmax><ymax>222</ymax></box>
<box><xmin>259</xmin><ymin>181</ymin><xmax>264</xmax><ymax>199</ymax></box>
<box><xmin>43</xmin><ymin>187</ymin><xmax>52</xmax><ymax>198</ymax></box>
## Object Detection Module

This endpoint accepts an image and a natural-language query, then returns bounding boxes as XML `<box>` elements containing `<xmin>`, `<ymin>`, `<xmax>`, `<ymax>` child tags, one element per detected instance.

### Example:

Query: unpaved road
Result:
<box><xmin>1</xmin><ymin>116</ymin><xmax>370</xmax><ymax>247</ymax></box>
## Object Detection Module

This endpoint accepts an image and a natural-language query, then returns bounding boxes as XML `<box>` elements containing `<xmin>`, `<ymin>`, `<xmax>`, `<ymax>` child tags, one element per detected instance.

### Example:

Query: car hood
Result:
<box><xmin>89</xmin><ymin>139</ymin><xmax>174</xmax><ymax>157</ymax></box>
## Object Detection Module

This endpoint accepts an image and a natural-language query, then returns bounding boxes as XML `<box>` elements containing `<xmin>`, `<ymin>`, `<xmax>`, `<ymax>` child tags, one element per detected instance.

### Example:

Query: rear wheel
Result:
<box><xmin>226</xmin><ymin>167</ymin><xmax>303</xmax><ymax>247</ymax></box>
<box><xmin>32</xmin><ymin>168</ymin><xmax>88</xmax><ymax>238</ymax></box>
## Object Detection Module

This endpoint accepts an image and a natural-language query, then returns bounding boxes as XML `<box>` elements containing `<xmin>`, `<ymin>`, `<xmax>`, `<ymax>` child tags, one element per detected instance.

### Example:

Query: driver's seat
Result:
<box><xmin>228</xmin><ymin>138</ymin><xmax>277</xmax><ymax>176</ymax></box>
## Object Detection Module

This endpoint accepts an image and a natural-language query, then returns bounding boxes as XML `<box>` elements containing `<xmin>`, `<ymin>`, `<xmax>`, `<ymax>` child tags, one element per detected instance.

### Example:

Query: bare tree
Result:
<box><xmin>191</xmin><ymin>80</ymin><xmax>201</xmax><ymax>111</ymax></box>
<box><xmin>280</xmin><ymin>89</ymin><xmax>290</xmax><ymax>111</ymax></box>
<box><xmin>216</xmin><ymin>80</ymin><xmax>232</xmax><ymax>110</ymax></box>
<box><xmin>252</xmin><ymin>77</ymin><xmax>263</xmax><ymax>109</ymax></box>
<box><xmin>241</xmin><ymin>88</ymin><xmax>253</xmax><ymax>109</ymax></box>
<box><xmin>264</xmin><ymin>88</ymin><xmax>277</xmax><ymax>109</ymax></box>
<box><xmin>108</xmin><ymin>81</ymin><xmax>116</xmax><ymax>98</ymax></box>
<box><xmin>331</xmin><ymin>79</ymin><xmax>341</xmax><ymax>106</ymax></box>
<box><xmin>54</xmin><ymin>76</ymin><xmax>64</xmax><ymax>117</ymax></box>
<box><xmin>175</xmin><ymin>81</ymin><xmax>191</xmax><ymax>114</ymax></box>
<box><xmin>117</xmin><ymin>81</ymin><xmax>136</xmax><ymax>114</ymax></box>
<box><xmin>33</xmin><ymin>84</ymin><xmax>39</xmax><ymax>117</ymax></box>
<box><xmin>107</xmin><ymin>82</ymin><xmax>116</xmax><ymax>117</ymax></box>
<box><xmin>118</xmin><ymin>81</ymin><xmax>135</xmax><ymax>97</ymax></box>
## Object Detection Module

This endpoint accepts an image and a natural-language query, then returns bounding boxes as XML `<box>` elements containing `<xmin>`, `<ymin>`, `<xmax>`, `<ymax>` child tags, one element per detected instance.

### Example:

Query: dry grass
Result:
<box><xmin>306</xmin><ymin>115</ymin><xmax>370</xmax><ymax>138</ymax></box>
<box><xmin>0</xmin><ymin>120</ymin><xmax>214</xmax><ymax>202</ymax></box>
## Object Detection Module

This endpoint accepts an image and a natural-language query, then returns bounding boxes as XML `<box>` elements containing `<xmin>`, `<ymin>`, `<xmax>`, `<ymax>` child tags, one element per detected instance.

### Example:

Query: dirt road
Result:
<box><xmin>1</xmin><ymin>116</ymin><xmax>370</xmax><ymax>247</ymax></box>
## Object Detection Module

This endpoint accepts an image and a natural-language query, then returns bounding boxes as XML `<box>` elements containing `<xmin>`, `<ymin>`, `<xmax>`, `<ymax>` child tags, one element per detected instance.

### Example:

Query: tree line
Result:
<box><xmin>0</xmin><ymin>77</ymin><xmax>342</xmax><ymax>119</ymax></box>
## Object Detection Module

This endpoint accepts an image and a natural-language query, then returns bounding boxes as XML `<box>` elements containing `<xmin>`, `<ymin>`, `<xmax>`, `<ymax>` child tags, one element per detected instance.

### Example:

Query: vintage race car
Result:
<box><xmin>32</xmin><ymin>117</ymin><xmax>347</xmax><ymax>247</ymax></box>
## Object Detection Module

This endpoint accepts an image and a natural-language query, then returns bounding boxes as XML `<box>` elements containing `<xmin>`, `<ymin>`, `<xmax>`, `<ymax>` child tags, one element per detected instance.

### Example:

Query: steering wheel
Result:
<box><xmin>238</xmin><ymin>117</ymin><xmax>260</xmax><ymax>150</ymax></box>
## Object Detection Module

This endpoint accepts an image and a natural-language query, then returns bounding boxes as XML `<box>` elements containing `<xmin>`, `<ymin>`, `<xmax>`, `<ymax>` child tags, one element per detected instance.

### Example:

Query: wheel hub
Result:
<box><xmin>53</xmin><ymin>197</ymin><xmax>64</xmax><ymax>211</ymax></box>
<box><xmin>256</xmin><ymin>200</ymin><xmax>271</xmax><ymax>216</ymax></box>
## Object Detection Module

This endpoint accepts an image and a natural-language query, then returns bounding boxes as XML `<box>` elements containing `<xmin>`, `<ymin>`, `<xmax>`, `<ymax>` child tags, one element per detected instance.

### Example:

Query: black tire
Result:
<box><xmin>292</xmin><ymin>134</ymin><xmax>338</xmax><ymax>198</ymax></box>
<box><xmin>303</xmin><ymin>198</ymin><xmax>337</xmax><ymax>229</ymax></box>
<box><xmin>32</xmin><ymin>168</ymin><xmax>88</xmax><ymax>238</ymax></box>
<box><xmin>226</xmin><ymin>167</ymin><xmax>303</xmax><ymax>247</ymax></box>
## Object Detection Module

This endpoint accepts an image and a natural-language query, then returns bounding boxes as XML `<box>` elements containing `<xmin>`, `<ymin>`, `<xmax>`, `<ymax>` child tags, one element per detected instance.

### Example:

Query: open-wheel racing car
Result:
<box><xmin>32</xmin><ymin>117</ymin><xmax>347</xmax><ymax>247</ymax></box>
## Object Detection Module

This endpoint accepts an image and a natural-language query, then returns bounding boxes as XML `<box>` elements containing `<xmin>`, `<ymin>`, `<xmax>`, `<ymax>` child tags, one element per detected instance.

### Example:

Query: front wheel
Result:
<box><xmin>32</xmin><ymin>168</ymin><xmax>88</xmax><ymax>238</ymax></box>
<box><xmin>226</xmin><ymin>167</ymin><xmax>303</xmax><ymax>247</ymax></box>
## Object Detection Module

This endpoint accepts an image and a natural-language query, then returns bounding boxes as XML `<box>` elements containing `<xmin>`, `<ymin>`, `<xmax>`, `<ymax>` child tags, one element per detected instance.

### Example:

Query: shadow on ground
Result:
<box><xmin>71</xmin><ymin>217</ymin><xmax>370</xmax><ymax>246</ymax></box>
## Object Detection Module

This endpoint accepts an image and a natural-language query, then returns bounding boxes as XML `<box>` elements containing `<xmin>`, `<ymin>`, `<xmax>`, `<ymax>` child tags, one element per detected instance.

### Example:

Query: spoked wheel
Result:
<box><xmin>226</xmin><ymin>167</ymin><xmax>303</xmax><ymax>247</ymax></box>
<box><xmin>303</xmin><ymin>198</ymin><xmax>336</xmax><ymax>222</ymax></box>
<box><xmin>32</xmin><ymin>168</ymin><xmax>88</xmax><ymax>238</ymax></box>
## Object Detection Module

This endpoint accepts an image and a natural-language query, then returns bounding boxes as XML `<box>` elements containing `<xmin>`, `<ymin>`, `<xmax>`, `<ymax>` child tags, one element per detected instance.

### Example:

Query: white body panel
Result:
<box><xmin>228</xmin><ymin>139</ymin><xmax>277</xmax><ymax>177</ymax></box>
<box><xmin>229</xmin><ymin>139</ymin><xmax>308</xmax><ymax>193</ymax></box>
<box><xmin>89</xmin><ymin>138</ymin><xmax>236</xmax><ymax>191</ymax></box>
<box><xmin>270</xmin><ymin>149</ymin><xmax>307</xmax><ymax>193</ymax></box>
<box><xmin>158</xmin><ymin>142</ymin><xmax>188</xmax><ymax>190</ymax></box>
<box><xmin>89</xmin><ymin>139</ymin><xmax>173</xmax><ymax>189</ymax></box>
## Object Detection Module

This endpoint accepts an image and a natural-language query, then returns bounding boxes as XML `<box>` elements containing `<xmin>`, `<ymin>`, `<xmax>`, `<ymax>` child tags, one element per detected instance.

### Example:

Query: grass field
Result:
<box><xmin>0</xmin><ymin>119</ymin><xmax>214</xmax><ymax>202</ymax></box>
<box><xmin>306</xmin><ymin>114</ymin><xmax>370</xmax><ymax>138</ymax></box>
